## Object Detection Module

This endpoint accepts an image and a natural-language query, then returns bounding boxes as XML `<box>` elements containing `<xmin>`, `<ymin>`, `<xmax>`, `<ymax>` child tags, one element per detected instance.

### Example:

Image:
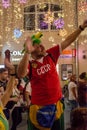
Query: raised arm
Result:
<box><xmin>1</xmin><ymin>49</ymin><xmax>18</xmax><ymax>107</ymax></box>
<box><xmin>17</xmin><ymin>37</ymin><xmax>34</xmax><ymax>78</ymax></box>
<box><xmin>61</xmin><ymin>20</ymin><xmax>87</xmax><ymax>50</ymax></box>
<box><xmin>1</xmin><ymin>76</ymin><xmax>16</xmax><ymax>107</ymax></box>
<box><xmin>17</xmin><ymin>52</ymin><xmax>29</xmax><ymax>78</ymax></box>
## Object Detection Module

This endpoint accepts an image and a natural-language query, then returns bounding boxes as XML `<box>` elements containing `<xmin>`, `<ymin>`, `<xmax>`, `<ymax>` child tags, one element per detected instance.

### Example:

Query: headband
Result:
<box><xmin>21</xmin><ymin>32</ymin><xmax>43</xmax><ymax>54</ymax></box>
<box><xmin>31</xmin><ymin>32</ymin><xmax>43</xmax><ymax>45</ymax></box>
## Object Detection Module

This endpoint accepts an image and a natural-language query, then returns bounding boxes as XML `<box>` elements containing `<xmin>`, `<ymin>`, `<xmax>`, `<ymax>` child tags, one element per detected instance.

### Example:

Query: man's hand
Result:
<box><xmin>81</xmin><ymin>20</ymin><xmax>87</xmax><ymax>29</ymax></box>
<box><xmin>24</xmin><ymin>36</ymin><xmax>34</xmax><ymax>54</ymax></box>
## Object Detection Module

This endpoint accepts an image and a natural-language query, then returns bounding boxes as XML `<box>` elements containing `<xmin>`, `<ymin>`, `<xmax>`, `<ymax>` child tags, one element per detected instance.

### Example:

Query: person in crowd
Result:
<box><xmin>18</xmin><ymin>76</ymin><xmax>31</xmax><ymax>107</ymax></box>
<box><xmin>78</xmin><ymin>72</ymin><xmax>87</xmax><ymax>107</ymax></box>
<box><xmin>62</xmin><ymin>74</ymin><xmax>72</xmax><ymax>102</ymax></box>
<box><xmin>23</xmin><ymin>81</ymin><xmax>32</xmax><ymax>130</ymax></box>
<box><xmin>68</xmin><ymin>74</ymin><xmax>78</xmax><ymax>111</ymax></box>
<box><xmin>62</xmin><ymin>74</ymin><xmax>72</xmax><ymax>109</ymax></box>
<box><xmin>1</xmin><ymin>50</ymin><xmax>20</xmax><ymax>121</ymax></box>
<box><xmin>0</xmin><ymin>67</ymin><xmax>18</xmax><ymax>130</ymax></box>
<box><xmin>0</xmin><ymin>68</ymin><xmax>9</xmax><ymax>94</ymax></box>
<box><xmin>4</xmin><ymin>49</ymin><xmax>27</xmax><ymax>130</ymax></box>
<box><xmin>0</xmin><ymin>68</ymin><xmax>19</xmax><ymax>121</ymax></box>
<box><xmin>10</xmin><ymin>93</ymin><xmax>25</xmax><ymax>130</ymax></box>
<box><xmin>0</xmin><ymin>68</ymin><xmax>11</xmax><ymax>120</ymax></box>
<box><xmin>17</xmin><ymin>20</ymin><xmax>87</xmax><ymax>130</ymax></box>
<box><xmin>9</xmin><ymin>77</ymin><xmax>22</xmax><ymax>130</ymax></box>
<box><xmin>68</xmin><ymin>74</ymin><xmax>78</xmax><ymax>125</ymax></box>
<box><xmin>66</xmin><ymin>107</ymin><xmax>87</xmax><ymax>130</ymax></box>
<box><xmin>66</xmin><ymin>74</ymin><xmax>72</xmax><ymax>85</ymax></box>
<box><xmin>12</xmin><ymin>74</ymin><xmax>30</xmax><ymax>130</ymax></box>
<box><xmin>24</xmin><ymin>82</ymin><xmax>31</xmax><ymax>107</ymax></box>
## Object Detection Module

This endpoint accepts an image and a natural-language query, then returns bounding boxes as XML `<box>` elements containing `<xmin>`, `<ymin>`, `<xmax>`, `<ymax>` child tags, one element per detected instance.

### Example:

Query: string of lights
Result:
<box><xmin>0</xmin><ymin>0</ymin><xmax>87</xmax><ymax>49</ymax></box>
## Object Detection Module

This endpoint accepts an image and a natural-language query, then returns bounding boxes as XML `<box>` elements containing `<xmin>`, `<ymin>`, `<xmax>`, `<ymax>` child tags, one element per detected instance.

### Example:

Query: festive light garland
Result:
<box><xmin>18</xmin><ymin>0</ymin><xmax>27</xmax><ymax>4</ymax></box>
<box><xmin>0</xmin><ymin>0</ymin><xmax>87</xmax><ymax>48</ymax></box>
<box><xmin>40</xmin><ymin>21</ymin><xmax>48</xmax><ymax>29</ymax></box>
<box><xmin>53</xmin><ymin>18</ymin><xmax>64</xmax><ymax>29</ymax></box>
<box><xmin>78</xmin><ymin>1</ymin><xmax>87</xmax><ymax>12</ymax></box>
<box><xmin>2</xmin><ymin>0</ymin><xmax>10</xmax><ymax>8</ymax></box>
<box><xmin>44</xmin><ymin>11</ymin><xmax>54</xmax><ymax>24</ymax></box>
<box><xmin>58</xmin><ymin>29</ymin><xmax>67</xmax><ymax>37</ymax></box>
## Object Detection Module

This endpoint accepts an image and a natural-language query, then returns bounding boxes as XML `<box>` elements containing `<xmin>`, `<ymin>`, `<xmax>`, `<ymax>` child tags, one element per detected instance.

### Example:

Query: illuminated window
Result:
<box><xmin>24</xmin><ymin>3</ymin><xmax>63</xmax><ymax>31</ymax></box>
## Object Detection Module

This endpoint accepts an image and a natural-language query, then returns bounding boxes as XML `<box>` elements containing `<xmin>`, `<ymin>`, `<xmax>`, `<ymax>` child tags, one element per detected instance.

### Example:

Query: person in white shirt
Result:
<box><xmin>68</xmin><ymin>75</ymin><xmax>78</xmax><ymax>111</ymax></box>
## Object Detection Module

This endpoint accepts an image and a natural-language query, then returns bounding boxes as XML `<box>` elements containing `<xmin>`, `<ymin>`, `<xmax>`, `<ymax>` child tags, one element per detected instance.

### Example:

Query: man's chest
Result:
<box><xmin>30</xmin><ymin>56</ymin><xmax>55</xmax><ymax>76</ymax></box>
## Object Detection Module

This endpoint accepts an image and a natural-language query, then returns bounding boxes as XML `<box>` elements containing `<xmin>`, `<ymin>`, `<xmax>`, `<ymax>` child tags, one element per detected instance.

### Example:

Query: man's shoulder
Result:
<box><xmin>46</xmin><ymin>44</ymin><xmax>59</xmax><ymax>52</ymax></box>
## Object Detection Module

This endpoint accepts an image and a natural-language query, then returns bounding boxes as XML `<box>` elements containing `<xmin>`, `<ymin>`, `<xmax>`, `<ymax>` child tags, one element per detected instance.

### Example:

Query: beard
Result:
<box><xmin>31</xmin><ymin>44</ymin><xmax>46</xmax><ymax>59</ymax></box>
<box><xmin>31</xmin><ymin>50</ymin><xmax>46</xmax><ymax>59</ymax></box>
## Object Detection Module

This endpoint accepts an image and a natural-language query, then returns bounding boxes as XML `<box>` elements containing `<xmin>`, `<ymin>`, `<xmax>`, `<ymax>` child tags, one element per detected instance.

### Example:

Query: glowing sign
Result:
<box><xmin>60</xmin><ymin>49</ymin><xmax>76</xmax><ymax>58</ymax></box>
<box><xmin>11</xmin><ymin>51</ymin><xmax>23</xmax><ymax>56</ymax></box>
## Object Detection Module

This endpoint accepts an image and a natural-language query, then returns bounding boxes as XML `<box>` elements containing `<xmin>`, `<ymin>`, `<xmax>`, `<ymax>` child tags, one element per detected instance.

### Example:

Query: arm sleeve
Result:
<box><xmin>46</xmin><ymin>44</ymin><xmax>61</xmax><ymax>64</ymax></box>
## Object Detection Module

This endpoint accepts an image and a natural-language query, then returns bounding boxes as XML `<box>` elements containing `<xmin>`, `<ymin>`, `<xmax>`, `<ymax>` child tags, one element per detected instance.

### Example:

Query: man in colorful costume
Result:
<box><xmin>17</xmin><ymin>20</ymin><xmax>87</xmax><ymax>130</ymax></box>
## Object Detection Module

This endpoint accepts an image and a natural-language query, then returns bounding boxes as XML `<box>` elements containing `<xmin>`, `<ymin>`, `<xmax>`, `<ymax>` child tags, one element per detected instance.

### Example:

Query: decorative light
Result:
<box><xmin>58</xmin><ymin>13</ymin><xmax>64</xmax><ymax>18</ymax></box>
<box><xmin>40</xmin><ymin>21</ymin><xmax>48</xmax><ymax>29</ymax></box>
<box><xmin>18</xmin><ymin>0</ymin><xmax>27</xmax><ymax>4</ymax></box>
<box><xmin>58</xmin><ymin>29</ymin><xmax>67</xmax><ymax>37</ymax></box>
<box><xmin>0</xmin><ymin>35</ymin><xmax>2</xmax><ymax>39</ymax></box>
<box><xmin>78</xmin><ymin>1</ymin><xmax>87</xmax><ymax>13</ymax></box>
<box><xmin>65</xmin><ymin>0</ymin><xmax>71</xmax><ymax>2</ymax></box>
<box><xmin>38</xmin><ymin>3</ymin><xmax>46</xmax><ymax>9</ymax></box>
<box><xmin>0</xmin><ymin>9</ymin><xmax>3</xmax><ymax>15</ymax></box>
<box><xmin>44</xmin><ymin>11</ymin><xmax>54</xmax><ymax>24</ymax></box>
<box><xmin>49</xmin><ymin>36</ymin><xmax>54</xmax><ymax>42</ymax></box>
<box><xmin>5</xmin><ymin>27</ymin><xmax>11</xmax><ymax>32</ymax></box>
<box><xmin>53</xmin><ymin>18</ymin><xmax>64</xmax><ymax>29</ymax></box>
<box><xmin>67</xmin><ymin>24</ymin><xmax>73</xmax><ymax>27</ymax></box>
<box><xmin>14</xmin><ymin>28</ymin><xmax>22</xmax><ymax>38</ymax></box>
<box><xmin>2</xmin><ymin>0</ymin><xmax>10</xmax><ymax>8</ymax></box>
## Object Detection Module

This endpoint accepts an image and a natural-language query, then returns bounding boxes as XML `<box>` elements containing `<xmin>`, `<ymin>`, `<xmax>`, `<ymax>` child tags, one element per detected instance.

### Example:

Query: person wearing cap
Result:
<box><xmin>17</xmin><ymin>20</ymin><xmax>87</xmax><ymax>130</ymax></box>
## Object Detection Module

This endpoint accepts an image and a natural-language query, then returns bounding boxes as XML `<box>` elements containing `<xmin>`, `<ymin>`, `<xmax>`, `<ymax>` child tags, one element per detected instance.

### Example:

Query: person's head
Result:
<box><xmin>70</xmin><ymin>74</ymin><xmax>76</xmax><ymax>82</ymax></box>
<box><xmin>0</xmin><ymin>68</ymin><xmax>9</xmax><ymax>81</ymax></box>
<box><xmin>31</xmin><ymin>44</ymin><xmax>46</xmax><ymax>59</ymax></box>
<box><xmin>71</xmin><ymin>108</ymin><xmax>87</xmax><ymax>130</ymax></box>
<box><xmin>30</xmin><ymin>32</ymin><xmax>46</xmax><ymax>59</ymax></box>
<box><xmin>79</xmin><ymin>72</ymin><xmax>87</xmax><ymax>80</ymax></box>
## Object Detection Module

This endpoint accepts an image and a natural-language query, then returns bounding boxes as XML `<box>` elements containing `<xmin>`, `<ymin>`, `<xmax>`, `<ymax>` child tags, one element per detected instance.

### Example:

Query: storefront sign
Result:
<box><xmin>60</xmin><ymin>49</ymin><xmax>76</xmax><ymax>58</ymax></box>
<box><xmin>10</xmin><ymin>50</ymin><xmax>23</xmax><ymax>62</ymax></box>
<box><xmin>11</xmin><ymin>50</ymin><xmax>23</xmax><ymax>56</ymax></box>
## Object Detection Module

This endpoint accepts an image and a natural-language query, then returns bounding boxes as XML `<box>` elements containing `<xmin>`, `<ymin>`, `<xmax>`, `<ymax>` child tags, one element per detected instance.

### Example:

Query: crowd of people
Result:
<box><xmin>63</xmin><ymin>72</ymin><xmax>87</xmax><ymax>130</ymax></box>
<box><xmin>0</xmin><ymin>20</ymin><xmax>87</xmax><ymax>130</ymax></box>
